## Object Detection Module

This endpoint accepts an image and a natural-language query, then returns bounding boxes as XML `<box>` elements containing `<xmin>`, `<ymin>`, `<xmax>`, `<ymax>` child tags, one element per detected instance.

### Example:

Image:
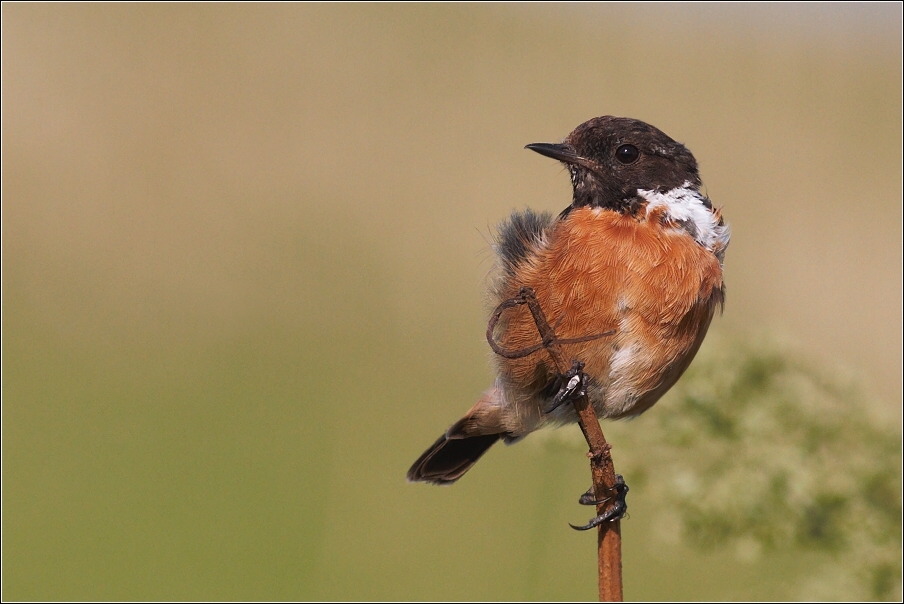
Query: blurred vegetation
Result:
<box><xmin>544</xmin><ymin>334</ymin><xmax>902</xmax><ymax>600</ymax></box>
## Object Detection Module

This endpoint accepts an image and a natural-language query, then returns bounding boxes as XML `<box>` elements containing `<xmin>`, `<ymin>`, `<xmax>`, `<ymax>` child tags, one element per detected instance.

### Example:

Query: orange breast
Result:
<box><xmin>493</xmin><ymin>206</ymin><xmax>724</xmax><ymax>430</ymax></box>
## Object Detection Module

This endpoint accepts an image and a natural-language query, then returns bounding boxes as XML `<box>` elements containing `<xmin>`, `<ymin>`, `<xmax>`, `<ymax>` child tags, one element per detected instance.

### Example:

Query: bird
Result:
<box><xmin>407</xmin><ymin>116</ymin><xmax>730</xmax><ymax>496</ymax></box>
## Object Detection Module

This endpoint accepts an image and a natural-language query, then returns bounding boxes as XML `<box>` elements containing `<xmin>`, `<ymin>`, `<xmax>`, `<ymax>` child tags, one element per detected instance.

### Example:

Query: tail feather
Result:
<box><xmin>407</xmin><ymin>386</ymin><xmax>506</xmax><ymax>485</ymax></box>
<box><xmin>406</xmin><ymin>432</ymin><xmax>501</xmax><ymax>485</ymax></box>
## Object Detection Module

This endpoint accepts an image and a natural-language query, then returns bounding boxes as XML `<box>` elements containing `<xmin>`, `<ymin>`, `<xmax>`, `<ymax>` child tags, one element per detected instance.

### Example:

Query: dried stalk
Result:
<box><xmin>487</xmin><ymin>286</ymin><xmax>623</xmax><ymax>602</ymax></box>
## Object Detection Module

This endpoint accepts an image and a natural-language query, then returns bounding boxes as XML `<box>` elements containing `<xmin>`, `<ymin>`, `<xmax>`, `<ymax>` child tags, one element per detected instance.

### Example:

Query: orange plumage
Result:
<box><xmin>493</xmin><ymin>205</ymin><xmax>724</xmax><ymax>436</ymax></box>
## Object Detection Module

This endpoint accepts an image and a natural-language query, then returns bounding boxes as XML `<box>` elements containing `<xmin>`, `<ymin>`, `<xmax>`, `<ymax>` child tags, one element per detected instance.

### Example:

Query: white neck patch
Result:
<box><xmin>639</xmin><ymin>182</ymin><xmax>730</xmax><ymax>261</ymax></box>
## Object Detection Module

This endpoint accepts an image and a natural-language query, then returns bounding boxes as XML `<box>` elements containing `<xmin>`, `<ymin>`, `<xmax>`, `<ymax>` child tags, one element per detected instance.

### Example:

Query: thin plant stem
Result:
<box><xmin>487</xmin><ymin>287</ymin><xmax>623</xmax><ymax>601</ymax></box>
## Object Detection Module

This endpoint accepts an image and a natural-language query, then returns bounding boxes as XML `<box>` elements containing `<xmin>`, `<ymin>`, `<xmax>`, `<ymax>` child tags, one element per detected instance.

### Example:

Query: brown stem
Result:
<box><xmin>491</xmin><ymin>287</ymin><xmax>623</xmax><ymax>602</ymax></box>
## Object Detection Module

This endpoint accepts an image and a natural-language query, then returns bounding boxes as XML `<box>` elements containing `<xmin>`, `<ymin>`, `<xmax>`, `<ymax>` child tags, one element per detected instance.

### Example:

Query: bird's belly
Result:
<box><xmin>594</xmin><ymin>290</ymin><xmax>719</xmax><ymax>419</ymax></box>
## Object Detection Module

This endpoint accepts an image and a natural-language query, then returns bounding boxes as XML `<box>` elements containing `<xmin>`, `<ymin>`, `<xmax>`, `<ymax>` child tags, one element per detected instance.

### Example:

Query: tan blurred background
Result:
<box><xmin>3</xmin><ymin>4</ymin><xmax>901</xmax><ymax>601</ymax></box>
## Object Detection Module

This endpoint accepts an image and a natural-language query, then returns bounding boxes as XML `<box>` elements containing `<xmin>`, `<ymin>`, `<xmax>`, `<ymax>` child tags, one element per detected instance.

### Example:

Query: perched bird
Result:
<box><xmin>407</xmin><ymin>116</ymin><xmax>729</xmax><ymax>489</ymax></box>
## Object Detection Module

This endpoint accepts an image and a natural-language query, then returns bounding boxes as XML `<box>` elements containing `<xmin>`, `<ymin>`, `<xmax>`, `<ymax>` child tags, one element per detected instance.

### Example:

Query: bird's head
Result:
<box><xmin>526</xmin><ymin>116</ymin><xmax>702</xmax><ymax>213</ymax></box>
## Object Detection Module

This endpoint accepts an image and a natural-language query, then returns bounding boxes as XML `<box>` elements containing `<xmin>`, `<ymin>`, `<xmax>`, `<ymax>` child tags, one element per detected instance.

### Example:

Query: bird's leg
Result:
<box><xmin>537</xmin><ymin>353</ymin><xmax>626</xmax><ymax>531</ymax></box>
<box><xmin>543</xmin><ymin>359</ymin><xmax>587</xmax><ymax>414</ymax></box>
<box><xmin>570</xmin><ymin>474</ymin><xmax>629</xmax><ymax>531</ymax></box>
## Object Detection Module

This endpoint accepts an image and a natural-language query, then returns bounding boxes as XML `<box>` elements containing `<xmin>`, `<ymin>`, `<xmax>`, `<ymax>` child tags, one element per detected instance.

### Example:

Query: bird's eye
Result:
<box><xmin>615</xmin><ymin>144</ymin><xmax>640</xmax><ymax>164</ymax></box>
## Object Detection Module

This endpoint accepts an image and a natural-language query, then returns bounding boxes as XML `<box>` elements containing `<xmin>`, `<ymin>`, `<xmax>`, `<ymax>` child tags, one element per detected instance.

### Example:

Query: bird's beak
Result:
<box><xmin>525</xmin><ymin>143</ymin><xmax>594</xmax><ymax>170</ymax></box>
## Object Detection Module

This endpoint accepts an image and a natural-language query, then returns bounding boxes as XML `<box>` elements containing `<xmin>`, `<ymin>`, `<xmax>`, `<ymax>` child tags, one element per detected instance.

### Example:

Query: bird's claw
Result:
<box><xmin>570</xmin><ymin>474</ymin><xmax>628</xmax><ymax>531</ymax></box>
<box><xmin>544</xmin><ymin>360</ymin><xmax>587</xmax><ymax>414</ymax></box>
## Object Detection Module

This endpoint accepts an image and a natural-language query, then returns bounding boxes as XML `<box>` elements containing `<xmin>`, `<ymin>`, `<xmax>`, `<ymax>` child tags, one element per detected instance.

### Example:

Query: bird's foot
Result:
<box><xmin>570</xmin><ymin>474</ymin><xmax>629</xmax><ymax>531</ymax></box>
<box><xmin>543</xmin><ymin>360</ymin><xmax>587</xmax><ymax>414</ymax></box>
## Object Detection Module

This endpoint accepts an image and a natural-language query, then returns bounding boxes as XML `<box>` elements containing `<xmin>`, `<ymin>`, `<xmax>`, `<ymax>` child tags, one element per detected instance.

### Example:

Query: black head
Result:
<box><xmin>526</xmin><ymin>116</ymin><xmax>702</xmax><ymax>213</ymax></box>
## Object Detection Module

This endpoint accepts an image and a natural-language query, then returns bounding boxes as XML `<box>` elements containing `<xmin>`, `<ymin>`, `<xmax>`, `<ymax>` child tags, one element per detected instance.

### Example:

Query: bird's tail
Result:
<box><xmin>406</xmin><ymin>387</ymin><xmax>508</xmax><ymax>485</ymax></box>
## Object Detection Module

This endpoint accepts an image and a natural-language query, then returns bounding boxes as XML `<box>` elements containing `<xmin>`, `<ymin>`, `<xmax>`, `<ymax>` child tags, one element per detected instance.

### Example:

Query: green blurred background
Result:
<box><xmin>3</xmin><ymin>4</ymin><xmax>901</xmax><ymax>601</ymax></box>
